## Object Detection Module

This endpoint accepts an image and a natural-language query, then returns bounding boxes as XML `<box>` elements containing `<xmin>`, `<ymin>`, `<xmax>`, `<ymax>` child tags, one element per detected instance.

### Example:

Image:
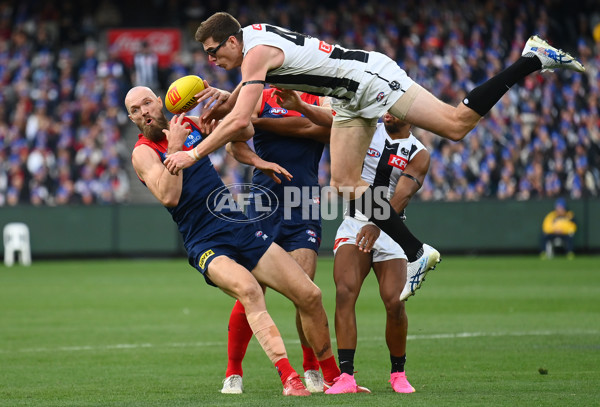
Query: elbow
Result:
<box><xmin>443</xmin><ymin>130</ymin><xmax>468</xmax><ymax>142</ymax></box>
<box><xmin>161</xmin><ymin>195</ymin><xmax>180</xmax><ymax>208</ymax></box>
<box><xmin>232</xmin><ymin>116</ymin><xmax>251</xmax><ymax>133</ymax></box>
<box><xmin>232</xmin><ymin>118</ymin><xmax>254</xmax><ymax>141</ymax></box>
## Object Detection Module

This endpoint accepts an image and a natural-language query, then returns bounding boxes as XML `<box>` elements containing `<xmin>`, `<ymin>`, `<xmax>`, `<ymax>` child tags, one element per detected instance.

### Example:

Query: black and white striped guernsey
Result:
<box><xmin>242</xmin><ymin>24</ymin><xmax>370</xmax><ymax>101</ymax></box>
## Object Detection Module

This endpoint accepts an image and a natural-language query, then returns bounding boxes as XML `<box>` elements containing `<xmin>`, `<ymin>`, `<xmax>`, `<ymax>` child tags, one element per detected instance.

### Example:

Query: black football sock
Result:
<box><xmin>391</xmin><ymin>354</ymin><xmax>407</xmax><ymax>373</ymax></box>
<box><xmin>353</xmin><ymin>185</ymin><xmax>422</xmax><ymax>261</ymax></box>
<box><xmin>338</xmin><ymin>348</ymin><xmax>355</xmax><ymax>376</ymax></box>
<box><xmin>463</xmin><ymin>55</ymin><xmax>542</xmax><ymax>116</ymax></box>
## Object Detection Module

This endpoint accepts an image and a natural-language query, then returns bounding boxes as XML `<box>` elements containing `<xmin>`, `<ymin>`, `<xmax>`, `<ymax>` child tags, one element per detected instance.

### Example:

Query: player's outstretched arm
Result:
<box><xmin>197</xmin><ymin>80</ymin><xmax>236</xmax><ymax>121</ymax></box>
<box><xmin>252</xmin><ymin>116</ymin><xmax>330</xmax><ymax>144</ymax></box>
<box><xmin>273</xmin><ymin>88</ymin><xmax>333</xmax><ymax>128</ymax></box>
<box><xmin>164</xmin><ymin>45</ymin><xmax>278</xmax><ymax>175</ymax></box>
<box><xmin>226</xmin><ymin>141</ymin><xmax>292</xmax><ymax>184</ymax></box>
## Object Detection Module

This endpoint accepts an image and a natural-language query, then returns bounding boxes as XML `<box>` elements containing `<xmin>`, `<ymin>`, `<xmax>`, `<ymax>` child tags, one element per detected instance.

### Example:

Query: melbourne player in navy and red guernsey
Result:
<box><xmin>220</xmin><ymin>88</ymin><xmax>330</xmax><ymax>394</ymax></box>
<box><xmin>125</xmin><ymin>86</ymin><xmax>341</xmax><ymax>397</ymax></box>
<box><xmin>134</xmin><ymin>115</ymin><xmax>248</xmax><ymax>258</ymax></box>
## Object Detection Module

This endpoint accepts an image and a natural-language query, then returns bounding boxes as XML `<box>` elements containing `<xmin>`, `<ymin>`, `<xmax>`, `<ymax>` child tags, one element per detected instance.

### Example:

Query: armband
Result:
<box><xmin>241</xmin><ymin>80</ymin><xmax>266</xmax><ymax>87</ymax></box>
<box><xmin>400</xmin><ymin>172</ymin><xmax>422</xmax><ymax>188</ymax></box>
<box><xmin>185</xmin><ymin>147</ymin><xmax>201</xmax><ymax>162</ymax></box>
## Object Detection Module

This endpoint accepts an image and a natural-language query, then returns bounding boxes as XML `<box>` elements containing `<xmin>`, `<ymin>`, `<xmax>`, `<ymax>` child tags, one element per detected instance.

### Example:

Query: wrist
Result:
<box><xmin>185</xmin><ymin>147</ymin><xmax>201</xmax><ymax>161</ymax></box>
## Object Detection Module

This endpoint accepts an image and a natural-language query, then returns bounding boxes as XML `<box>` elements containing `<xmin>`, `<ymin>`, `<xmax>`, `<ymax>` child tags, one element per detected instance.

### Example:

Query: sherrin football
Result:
<box><xmin>165</xmin><ymin>75</ymin><xmax>205</xmax><ymax>114</ymax></box>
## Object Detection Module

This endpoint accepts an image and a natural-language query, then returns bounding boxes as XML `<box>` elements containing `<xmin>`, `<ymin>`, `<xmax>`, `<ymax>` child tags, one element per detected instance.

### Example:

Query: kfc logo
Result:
<box><xmin>388</xmin><ymin>154</ymin><xmax>408</xmax><ymax>170</ymax></box>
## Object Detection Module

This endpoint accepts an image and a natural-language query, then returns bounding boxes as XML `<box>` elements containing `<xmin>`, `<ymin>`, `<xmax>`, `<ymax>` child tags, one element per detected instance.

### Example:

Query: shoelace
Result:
<box><xmin>288</xmin><ymin>376</ymin><xmax>305</xmax><ymax>389</ymax></box>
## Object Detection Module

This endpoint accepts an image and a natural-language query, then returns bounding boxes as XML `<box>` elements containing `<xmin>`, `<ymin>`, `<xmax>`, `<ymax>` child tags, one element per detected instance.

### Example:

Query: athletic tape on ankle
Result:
<box><xmin>247</xmin><ymin>311</ymin><xmax>287</xmax><ymax>363</ymax></box>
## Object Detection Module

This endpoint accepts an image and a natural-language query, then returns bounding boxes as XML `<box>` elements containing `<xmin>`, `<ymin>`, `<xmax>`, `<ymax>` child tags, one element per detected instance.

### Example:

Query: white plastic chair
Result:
<box><xmin>3</xmin><ymin>222</ymin><xmax>32</xmax><ymax>266</ymax></box>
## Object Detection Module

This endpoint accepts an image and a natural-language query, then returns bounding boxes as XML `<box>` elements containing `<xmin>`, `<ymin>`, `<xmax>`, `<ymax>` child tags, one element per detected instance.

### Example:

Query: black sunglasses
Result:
<box><xmin>205</xmin><ymin>29</ymin><xmax>242</xmax><ymax>56</ymax></box>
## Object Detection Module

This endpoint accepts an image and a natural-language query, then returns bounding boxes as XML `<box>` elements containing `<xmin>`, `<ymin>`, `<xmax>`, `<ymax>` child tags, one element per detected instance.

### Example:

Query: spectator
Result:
<box><xmin>540</xmin><ymin>197</ymin><xmax>577</xmax><ymax>259</ymax></box>
<box><xmin>132</xmin><ymin>40</ymin><xmax>159</xmax><ymax>89</ymax></box>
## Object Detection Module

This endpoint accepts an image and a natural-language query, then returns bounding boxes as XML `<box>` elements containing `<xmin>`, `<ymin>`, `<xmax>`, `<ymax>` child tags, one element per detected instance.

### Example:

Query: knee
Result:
<box><xmin>335</xmin><ymin>282</ymin><xmax>359</xmax><ymax>307</ymax></box>
<box><xmin>298</xmin><ymin>284</ymin><xmax>323</xmax><ymax>311</ymax></box>
<box><xmin>383</xmin><ymin>295</ymin><xmax>405</xmax><ymax>318</ymax></box>
<box><xmin>236</xmin><ymin>285</ymin><xmax>264</xmax><ymax>307</ymax></box>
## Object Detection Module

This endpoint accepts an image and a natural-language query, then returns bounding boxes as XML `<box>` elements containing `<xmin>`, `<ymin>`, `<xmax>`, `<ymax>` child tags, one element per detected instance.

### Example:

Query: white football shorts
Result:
<box><xmin>331</xmin><ymin>51</ymin><xmax>415</xmax><ymax>122</ymax></box>
<box><xmin>333</xmin><ymin>216</ymin><xmax>407</xmax><ymax>263</ymax></box>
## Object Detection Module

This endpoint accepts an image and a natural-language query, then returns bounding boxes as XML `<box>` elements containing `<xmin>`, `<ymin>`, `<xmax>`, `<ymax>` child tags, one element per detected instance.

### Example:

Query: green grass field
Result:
<box><xmin>1</xmin><ymin>255</ymin><xmax>599</xmax><ymax>406</ymax></box>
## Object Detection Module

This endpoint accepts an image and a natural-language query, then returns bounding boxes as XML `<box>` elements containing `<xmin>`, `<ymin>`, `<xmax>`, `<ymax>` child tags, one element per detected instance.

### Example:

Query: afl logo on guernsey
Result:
<box><xmin>269</xmin><ymin>107</ymin><xmax>288</xmax><ymax>115</ymax></box>
<box><xmin>367</xmin><ymin>148</ymin><xmax>381</xmax><ymax>158</ymax></box>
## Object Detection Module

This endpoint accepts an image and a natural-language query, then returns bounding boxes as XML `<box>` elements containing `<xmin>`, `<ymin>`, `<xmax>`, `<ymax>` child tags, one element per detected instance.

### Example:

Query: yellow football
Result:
<box><xmin>165</xmin><ymin>75</ymin><xmax>205</xmax><ymax>114</ymax></box>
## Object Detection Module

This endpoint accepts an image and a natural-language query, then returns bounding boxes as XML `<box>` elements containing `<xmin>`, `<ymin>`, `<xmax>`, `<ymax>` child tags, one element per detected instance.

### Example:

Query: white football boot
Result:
<box><xmin>522</xmin><ymin>35</ymin><xmax>585</xmax><ymax>72</ymax></box>
<box><xmin>303</xmin><ymin>369</ymin><xmax>324</xmax><ymax>393</ymax></box>
<box><xmin>221</xmin><ymin>374</ymin><xmax>243</xmax><ymax>394</ymax></box>
<box><xmin>401</xmin><ymin>244</ymin><xmax>441</xmax><ymax>301</ymax></box>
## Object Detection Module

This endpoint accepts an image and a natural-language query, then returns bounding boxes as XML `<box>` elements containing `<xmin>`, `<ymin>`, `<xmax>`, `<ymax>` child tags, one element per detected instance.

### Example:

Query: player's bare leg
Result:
<box><xmin>398</xmin><ymin>84</ymin><xmax>480</xmax><ymax>142</ymax></box>
<box><xmin>373</xmin><ymin>260</ymin><xmax>408</xmax><ymax>357</ymax></box>
<box><xmin>288</xmin><ymin>248</ymin><xmax>323</xmax><ymax>392</ymax></box>
<box><xmin>372</xmin><ymin>259</ymin><xmax>415</xmax><ymax>393</ymax></box>
<box><xmin>252</xmin><ymin>243</ymin><xmax>340</xmax><ymax>385</ymax></box>
<box><xmin>288</xmin><ymin>249</ymin><xmax>318</xmax><ymax>346</ymax></box>
<box><xmin>207</xmin><ymin>256</ymin><xmax>310</xmax><ymax>396</ymax></box>
<box><xmin>328</xmin><ymin>125</ymin><xmax>374</xmax><ymax>200</ymax></box>
<box><xmin>326</xmin><ymin>244</ymin><xmax>372</xmax><ymax>394</ymax></box>
<box><xmin>333</xmin><ymin>245</ymin><xmax>371</xmax><ymax>352</ymax></box>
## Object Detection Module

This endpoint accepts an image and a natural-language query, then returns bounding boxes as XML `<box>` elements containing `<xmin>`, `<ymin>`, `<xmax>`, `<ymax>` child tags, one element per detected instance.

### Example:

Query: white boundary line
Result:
<box><xmin>2</xmin><ymin>330</ymin><xmax>598</xmax><ymax>354</ymax></box>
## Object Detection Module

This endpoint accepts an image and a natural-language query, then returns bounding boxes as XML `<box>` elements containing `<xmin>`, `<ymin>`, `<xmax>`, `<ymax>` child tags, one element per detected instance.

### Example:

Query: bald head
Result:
<box><xmin>124</xmin><ymin>86</ymin><xmax>159</xmax><ymax>114</ymax></box>
<box><xmin>125</xmin><ymin>86</ymin><xmax>168</xmax><ymax>142</ymax></box>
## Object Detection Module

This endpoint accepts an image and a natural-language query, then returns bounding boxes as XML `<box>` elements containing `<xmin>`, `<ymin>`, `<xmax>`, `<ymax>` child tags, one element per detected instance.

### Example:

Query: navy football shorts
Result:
<box><xmin>189</xmin><ymin>223</ymin><xmax>274</xmax><ymax>286</ymax></box>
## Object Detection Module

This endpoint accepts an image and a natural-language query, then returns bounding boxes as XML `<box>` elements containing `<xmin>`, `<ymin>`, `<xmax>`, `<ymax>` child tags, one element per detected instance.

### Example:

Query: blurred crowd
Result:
<box><xmin>0</xmin><ymin>0</ymin><xmax>599</xmax><ymax>206</ymax></box>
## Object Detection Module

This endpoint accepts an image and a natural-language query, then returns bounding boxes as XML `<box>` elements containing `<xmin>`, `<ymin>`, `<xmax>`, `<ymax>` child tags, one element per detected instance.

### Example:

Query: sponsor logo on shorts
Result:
<box><xmin>376</xmin><ymin>92</ymin><xmax>385</xmax><ymax>102</ymax></box>
<box><xmin>389</xmin><ymin>80</ymin><xmax>401</xmax><ymax>91</ymax></box>
<box><xmin>306</xmin><ymin>229</ymin><xmax>317</xmax><ymax>237</ymax></box>
<box><xmin>198</xmin><ymin>249</ymin><xmax>214</xmax><ymax>269</ymax></box>
<box><xmin>256</xmin><ymin>230</ymin><xmax>269</xmax><ymax>240</ymax></box>
<box><xmin>367</xmin><ymin>148</ymin><xmax>381</xmax><ymax>158</ymax></box>
<box><xmin>334</xmin><ymin>238</ymin><xmax>349</xmax><ymax>250</ymax></box>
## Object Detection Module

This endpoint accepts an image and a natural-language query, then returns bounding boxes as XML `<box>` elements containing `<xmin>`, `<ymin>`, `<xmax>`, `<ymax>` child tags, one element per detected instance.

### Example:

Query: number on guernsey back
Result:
<box><xmin>265</xmin><ymin>25</ymin><xmax>307</xmax><ymax>45</ymax></box>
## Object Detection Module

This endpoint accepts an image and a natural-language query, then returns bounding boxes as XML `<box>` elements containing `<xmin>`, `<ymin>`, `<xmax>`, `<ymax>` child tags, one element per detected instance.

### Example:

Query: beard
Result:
<box><xmin>141</xmin><ymin>112</ymin><xmax>169</xmax><ymax>142</ymax></box>
<box><xmin>384</xmin><ymin>121</ymin><xmax>401</xmax><ymax>135</ymax></box>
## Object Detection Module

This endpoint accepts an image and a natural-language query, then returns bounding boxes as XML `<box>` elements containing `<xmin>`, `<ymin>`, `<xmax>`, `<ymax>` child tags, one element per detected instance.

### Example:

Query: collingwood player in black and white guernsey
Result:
<box><xmin>327</xmin><ymin>113</ymin><xmax>432</xmax><ymax>394</ymax></box>
<box><xmin>164</xmin><ymin>11</ymin><xmax>584</xmax><ymax>284</ymax></box>
<box><xmin>335</xmin><ymin>113</ymin><xmax>436</xmax><ymax>302</ymax></box>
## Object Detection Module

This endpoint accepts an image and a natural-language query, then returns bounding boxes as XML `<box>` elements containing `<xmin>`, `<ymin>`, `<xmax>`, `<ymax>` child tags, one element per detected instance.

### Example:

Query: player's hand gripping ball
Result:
<box><xmin>165</xmin><ymin>75</ymin><xmax>205</xmax><ymax>114</ymax></box>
